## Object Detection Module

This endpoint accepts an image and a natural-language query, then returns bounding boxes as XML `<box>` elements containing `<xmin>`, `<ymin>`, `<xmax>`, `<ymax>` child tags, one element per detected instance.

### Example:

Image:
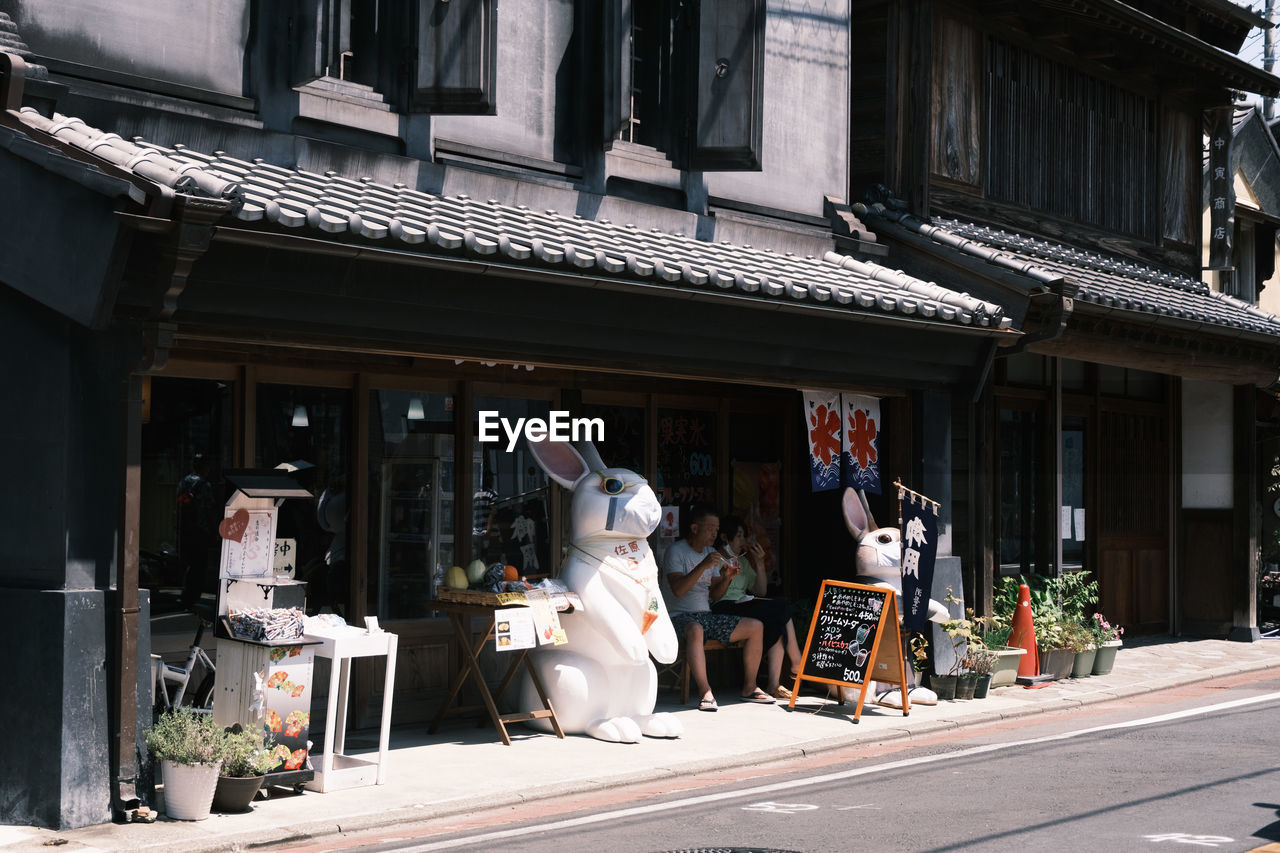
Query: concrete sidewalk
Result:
<box><xmin>4</xmin><ymin>636</ymin><xmax>1280</xmax><ymax>853</ymax></box>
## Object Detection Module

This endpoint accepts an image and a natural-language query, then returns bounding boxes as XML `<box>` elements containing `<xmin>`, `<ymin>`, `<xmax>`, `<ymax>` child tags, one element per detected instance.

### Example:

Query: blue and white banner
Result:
<box><xmin>899</xmin><ymin>493</ymin><xmax>938</xmax><ymax>633</ymax></box>
<box><xmin>802</xmin><ymin>390</ymin><xmax>842</xmax><ymax>492</ymax></box>
<box><xmin>840</xmin><ymin>394</ymin><xmax>881</xmax><ymax>494</ymax></box>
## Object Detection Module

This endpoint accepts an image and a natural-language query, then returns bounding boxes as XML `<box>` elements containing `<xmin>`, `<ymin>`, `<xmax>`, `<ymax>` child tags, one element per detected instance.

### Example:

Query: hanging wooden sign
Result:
<box><xmin>789</xmin><ymin>580</ymin><xmax>908</xmax><ymax>721</ymax></box>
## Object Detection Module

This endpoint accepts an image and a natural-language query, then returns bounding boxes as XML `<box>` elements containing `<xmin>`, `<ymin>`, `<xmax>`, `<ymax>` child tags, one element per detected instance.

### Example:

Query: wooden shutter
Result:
<box><xmin>685</xmin><ymin>0</ymin><xmax>765</xmax><ymax>171</ymax></box>
<box><xmin>408</xmin><ymin>0</ymin><xmax>497</xmax><ymax>114</ymax></box>
<box><xmin>602</xmin><ymin>0</ymin><xmax>633</xmax><ymax>144</ymax></box>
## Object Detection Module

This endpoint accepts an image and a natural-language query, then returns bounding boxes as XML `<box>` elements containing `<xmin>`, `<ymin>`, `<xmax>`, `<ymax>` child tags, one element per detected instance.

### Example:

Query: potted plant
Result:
<box><xmin>213</xmin><ymin>725</ymin><xmax>277</xmax><ymax>813</ymax></box>
<box><xmin>1034</xmin><ymin>615</ymin><xmax>1076</xmax><ymax>680</ymax></box>
<box><xmin>146</xmin><ymin>707</ymin><xmax>226</xmax><ymax>821</ymax></box>
<box><xmin>932</xmin><ymin>588</ymin><xmax>973</xmax><ymax>700</ymax></box>
<box><xmin>965</xmin><ymin>646</ymin><xmax>998</xmax><ymax>698</ymax></box>
<box><xmin>1063</xmin><ymin>620</ymin><xmax>1096</xmax><ymax>678</ymax></box>
<box><xmin>1089</xmin><ymin>612</ymin><xmax>1124</xmax><ymax>675</ymax></box>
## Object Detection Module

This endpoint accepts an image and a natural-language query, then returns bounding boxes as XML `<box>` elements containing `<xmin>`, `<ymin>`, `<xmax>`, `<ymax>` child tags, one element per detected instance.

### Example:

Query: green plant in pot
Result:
<box><xmin>1088</xmin><ymin>612</ymin><xmax>1124</xmax><ymax>675</ymax></box>
<box><xmin>146</xmin><ymin>707</ymin><xmax>226</xmax><ymax>821</ymax></box>
<box><xmin>932</xmin><ymin>588</ymin><xmax>973</xmax><ymax>700</ymax></box>
<box><xmin>964</xmin><ymin>645</ymin><xmax>998</xmax><ymax>698</ymax></box>
<box><xmin>213</xmin><ymin>725</ymin><xmax>277</xmax><ymax>813</ymax></box>
<box><xmin>1062</xmin><ymin>620</ymin><xmax>1097</xmax><ymax>678</ymax></box>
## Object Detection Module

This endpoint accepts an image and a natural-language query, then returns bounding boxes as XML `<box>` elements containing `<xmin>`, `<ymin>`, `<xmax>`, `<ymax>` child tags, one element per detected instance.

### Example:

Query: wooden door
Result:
<box><xmin>1096</xmin><ymin>407</ymin><xmax>1169</xmax><ymax>634</ymax></box>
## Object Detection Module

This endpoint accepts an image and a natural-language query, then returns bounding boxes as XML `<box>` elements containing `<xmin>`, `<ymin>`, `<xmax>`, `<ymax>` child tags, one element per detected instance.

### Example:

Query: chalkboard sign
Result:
<box><xmin>790</xmin><ymin>580</ymin><xmax>907</xmax><ymax>721</ymax></box>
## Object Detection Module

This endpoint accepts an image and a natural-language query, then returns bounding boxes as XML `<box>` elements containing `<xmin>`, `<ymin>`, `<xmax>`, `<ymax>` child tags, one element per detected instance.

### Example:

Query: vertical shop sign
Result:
<box><xmin>898</xmin><ymin>484</ymin><xmax>939</xmax><ymax>633</ymax></box>
<box><xmin>802</xmin><ymin>390</ymin><xmax>841</xmax><ymax>492</ymax></box>
<box><xmin>656</xmin><ymin>409</ymin><xmax>715</xmax><ymax>506</ymax></box>
<box><xmin>840</xmin><ymin>394</ymin><xmax>881</xmax><ymax>494</ymax></box>
<box><xmin>1207</xmin><ymin>105</ymin><xmax>1235</xmax><ymax>271</ymax></box>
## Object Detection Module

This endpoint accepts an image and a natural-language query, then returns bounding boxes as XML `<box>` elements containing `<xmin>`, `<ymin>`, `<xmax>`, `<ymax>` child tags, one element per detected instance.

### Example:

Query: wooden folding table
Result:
<box><xmin>427</xmin><ymin>599</ymin><xmax>564</xmax><ymax>745</ymax></box>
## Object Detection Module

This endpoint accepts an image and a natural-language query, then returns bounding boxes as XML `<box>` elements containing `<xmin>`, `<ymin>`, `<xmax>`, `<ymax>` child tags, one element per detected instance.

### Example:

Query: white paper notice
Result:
<box><xmin>1074</xmin><ymin>508</ymin><xmax>1086</xmax><ymax>542</ymax></box>
<box><xmin>1061</xmin><ymin>506</ymin><xmax>1072</xmax><ymax>539</ymax></box>
<box><xmin>525</xmin><ymin>588</ymin><xmax>566</xmax><ymax>645</ymax></box>
<box><xmin>494</xmin><ymin>609</ymin><xmax>536</xmax><ymax>651</ymax></box>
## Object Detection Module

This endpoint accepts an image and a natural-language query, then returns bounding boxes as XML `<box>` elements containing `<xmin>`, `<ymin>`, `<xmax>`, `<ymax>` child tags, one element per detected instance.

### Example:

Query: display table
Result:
<box><xmin>302</xmin><ymin>625</ymin><xmax>398</xmax><ymax>792</ymax></box>
<box><xmin>427</xmin><ymin>599</ymin><xmax>564</xmax><ymax>745</ymax></box>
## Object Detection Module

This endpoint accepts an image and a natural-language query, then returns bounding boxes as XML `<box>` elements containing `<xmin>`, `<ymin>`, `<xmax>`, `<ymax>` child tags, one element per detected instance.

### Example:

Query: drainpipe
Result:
<box><xmin>113</xmin><ymin>194</ymin><xmax>230</xmax><ymax>821</ymax></box>
<box><xmin>1000</xmin><ymin>290</ymin><xmax>1074</xmax><ymax>355</ymax></box>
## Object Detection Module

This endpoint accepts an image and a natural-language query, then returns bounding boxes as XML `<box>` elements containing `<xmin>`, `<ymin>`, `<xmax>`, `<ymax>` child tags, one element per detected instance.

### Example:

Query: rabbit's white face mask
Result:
<box><xmin>574</xmin><ymin>469</ymin><xmax>661</xmax><ymax>540</ymax></box>
<box><xmin>526</xmin><ymin>439</ymin><xmax>662</xmax><ymax>542</ymax></box>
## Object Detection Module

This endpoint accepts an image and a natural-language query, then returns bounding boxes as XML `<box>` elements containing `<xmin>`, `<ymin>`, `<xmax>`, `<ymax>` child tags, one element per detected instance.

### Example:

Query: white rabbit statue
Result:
<box><xmin>833</xmin><ymin>487</ymin><xmax>948</xmax><ymax>706</ymax></box>
<box><xmin>518</xmin><ymin>438</ymin><xmax>683</xmax><ymax>742</ymax></box>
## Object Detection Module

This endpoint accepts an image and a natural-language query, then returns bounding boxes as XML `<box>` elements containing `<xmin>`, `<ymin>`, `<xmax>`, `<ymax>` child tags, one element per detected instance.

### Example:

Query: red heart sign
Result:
<box><xmin>219</xmin><ymin>508</ymin><xmax>250</xmax><ymax>543</ymax></box>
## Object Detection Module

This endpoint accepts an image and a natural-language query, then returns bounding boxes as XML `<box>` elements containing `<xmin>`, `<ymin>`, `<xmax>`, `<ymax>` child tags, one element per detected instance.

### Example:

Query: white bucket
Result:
<box><xmin>160</xmin><ymin>759</ymin><xmax>221</xmax><ymax>821</ymax></box>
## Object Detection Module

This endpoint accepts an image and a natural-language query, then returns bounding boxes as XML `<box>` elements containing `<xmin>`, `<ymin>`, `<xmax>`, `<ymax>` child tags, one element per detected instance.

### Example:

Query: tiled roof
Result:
<box><xmin>13</xmin><ymin>108</ymin><xmax>1014</xmax><ymax>332</ymax></box>
<box><xmin>864</xmin><ymin>202</ymin><xmax>1280</xmax><ymax>339</ymax></box>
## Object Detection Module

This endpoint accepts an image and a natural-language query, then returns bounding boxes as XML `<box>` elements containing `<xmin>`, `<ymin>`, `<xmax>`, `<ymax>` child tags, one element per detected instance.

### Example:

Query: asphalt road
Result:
<box><xmin>278</xmin><ymin>673</ymin><xmax>1280</xmax><ymax>853</ymax></box>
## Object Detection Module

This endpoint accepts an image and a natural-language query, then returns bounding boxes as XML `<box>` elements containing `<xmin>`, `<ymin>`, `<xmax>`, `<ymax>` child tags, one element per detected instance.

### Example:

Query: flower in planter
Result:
<box><xmin>1090</xmin><ymin>612</ymin><xmax>1124</xmax><ymax>646</ymax></box>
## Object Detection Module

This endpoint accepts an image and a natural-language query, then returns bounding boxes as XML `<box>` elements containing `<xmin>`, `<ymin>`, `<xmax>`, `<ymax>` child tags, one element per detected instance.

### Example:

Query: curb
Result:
<box><xmin>12</xmin><ymin>654</ymin><xmax>1280</xmax><ymax>853</ymax></box>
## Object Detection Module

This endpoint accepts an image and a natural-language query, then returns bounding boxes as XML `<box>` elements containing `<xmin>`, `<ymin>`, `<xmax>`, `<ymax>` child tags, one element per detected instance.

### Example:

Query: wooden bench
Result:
<box><xmin>654</xmin><ymin>639</ymin><xmax>745</xmax><ymax>704</ymax></box>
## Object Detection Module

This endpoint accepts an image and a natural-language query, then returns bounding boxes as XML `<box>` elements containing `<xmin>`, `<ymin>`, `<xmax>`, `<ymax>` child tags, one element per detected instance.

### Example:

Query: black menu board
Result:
<box><xmin>791</xmin><ymin>580</ymin><xmax>907</xmax><ymax>721</ymax></box>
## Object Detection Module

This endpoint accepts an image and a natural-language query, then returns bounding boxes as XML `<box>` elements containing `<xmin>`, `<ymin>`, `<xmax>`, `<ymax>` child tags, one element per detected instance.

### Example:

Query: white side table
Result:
<box><xmin>302</xmin><ymin>625</ymin><xmax>398</xmax><ymax>792</ymax></box>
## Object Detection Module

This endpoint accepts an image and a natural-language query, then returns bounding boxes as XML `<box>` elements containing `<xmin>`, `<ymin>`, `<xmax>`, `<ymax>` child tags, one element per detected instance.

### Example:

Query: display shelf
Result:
<box><xmin>303</xmin><ymin>624</ymin><xmax>398</xmax><ymax>792</ymax></box>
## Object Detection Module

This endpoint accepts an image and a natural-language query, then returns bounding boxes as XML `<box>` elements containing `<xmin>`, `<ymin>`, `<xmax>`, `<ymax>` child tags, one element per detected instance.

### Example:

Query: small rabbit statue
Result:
<box><xmin>833</xmin><ymin>488</ymin><xmax>948</xmax><ymax>706</ymax></box>
<box><xmin>518</xmin><ymin>438</ymin><xmax>683</xmax><ymax>742</ymax></box>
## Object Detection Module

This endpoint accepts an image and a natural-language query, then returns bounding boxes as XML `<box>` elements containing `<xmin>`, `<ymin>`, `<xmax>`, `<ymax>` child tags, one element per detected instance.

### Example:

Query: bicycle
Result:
<box><xmin>152</xmin><ymin>601</ymin><xmax>217</xmax><ymax>713</ymax></box>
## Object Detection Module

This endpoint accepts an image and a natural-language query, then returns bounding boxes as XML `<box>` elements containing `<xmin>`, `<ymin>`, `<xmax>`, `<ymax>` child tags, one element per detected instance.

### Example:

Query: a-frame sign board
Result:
<box><xmin>789</xmin><ymin>580</ymin><xmax>909</xmax><ymax>721</ymax></box>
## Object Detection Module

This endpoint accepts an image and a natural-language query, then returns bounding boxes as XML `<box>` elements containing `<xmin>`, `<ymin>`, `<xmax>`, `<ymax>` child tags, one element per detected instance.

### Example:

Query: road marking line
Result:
<box><xmin>396</xmin><ymin>691</ymin><xmax>1280</xmax><ymax>852</ymax></box>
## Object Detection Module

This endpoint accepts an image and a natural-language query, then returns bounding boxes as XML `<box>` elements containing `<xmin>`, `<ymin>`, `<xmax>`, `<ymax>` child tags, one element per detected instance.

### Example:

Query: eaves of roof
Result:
<box><xmin>13</xmin><ymin>108</ymin><xmax>1018</xmax><ymax>337</ymax></box>
<box><xmin>1078</xmin><ymin>0</ymin><xmax>1280</xmax><ymax>96</ymax></box>
<box><xmin>862</xmin><ymin>202</ymin><xmax>1280</xmax><ymax>346</ymax></box>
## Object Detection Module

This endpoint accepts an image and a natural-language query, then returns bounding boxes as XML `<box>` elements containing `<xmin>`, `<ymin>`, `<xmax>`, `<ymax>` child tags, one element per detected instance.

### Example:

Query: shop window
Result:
<box><xmin>256</xmin><ymin>384</ymin><xmax>352</xmax><ymax>617</ymax></box>
<box><xmin>581</xmin><ymin>402</ymin><xmax>645</xmax><ymax>474</ymax></box>
<box><xmin>1061</xmin><ymin>415</ymin><xmax>1087</xmax><ymax>572</ymax></box>
<box><xmin>140</xmin><ymin>377</ymin><xmax>235</xmax><ymax>612</ymax></box>
<box><xmin>295</xmin><ymin>0</ymin><xmax>496</xmax><ymax>114</ymax></box>
<box><xmin>605</xmin><ymin>0</ymin><xmax>765</xmax><ymax>170</ymax></box>
<box><xmin>1060</xmin><ymin>359</ymin><xmax>1087</xmax><ymax>392</ymax></box>
<box><xmin>998</xmin><ymin>407</ymin><xmax>1045</xmax><ymax>575</ymax></box>
<box><xmin>1002</xmin><ymin>353</ymin><xmax>1049</xmax><ymax>388</ymax></box>
<box><xmin>1098</xmin><ymin>365</ymin><xmax>1165</xmax><ymax>401</ymax></box>
<box><xmin>473</xmin><ymin>396</ymin><xmax>552</xmax><ymax>576</ymax></box>
<box><xmin>656</xmin><ymin>407</ymin><xmax>717</xmax><ymax>513</ymax></box>
<box><xmin>730</xmin><ymin>410</ymin><xmax>782</xmax><ymax>592</ymax></box>
<box><xmin>368</xmin><ymin>391</ymin><xmax>455</xmax><ymax>621</ymax></box>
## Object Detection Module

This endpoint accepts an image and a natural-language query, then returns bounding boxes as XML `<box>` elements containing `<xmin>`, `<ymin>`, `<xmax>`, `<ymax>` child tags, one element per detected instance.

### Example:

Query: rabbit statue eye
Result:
<box><xmin>592</xmin><ymin>471</ymin><xmax>646</xmax><ymax>495</ymax></box>
<box><xmin>876</xmin><ymin>532</ymin><xmax>893</xmax><ymax>544</ymax></box>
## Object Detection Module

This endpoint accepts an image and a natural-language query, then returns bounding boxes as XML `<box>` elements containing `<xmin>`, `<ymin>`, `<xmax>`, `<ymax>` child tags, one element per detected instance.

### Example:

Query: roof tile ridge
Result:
<box><xmin>822</xmin><ymin>250</ymin><xmax>1011</xmax><ymax>328</ymax></box>
<box><xmin>17</xmin><ymin>109</ymin><xmax>242</xmax><ymax>207</ymax></box>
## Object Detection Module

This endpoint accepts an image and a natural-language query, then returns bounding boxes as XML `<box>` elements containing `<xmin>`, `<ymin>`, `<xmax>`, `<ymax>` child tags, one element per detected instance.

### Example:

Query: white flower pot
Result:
<box><xmin>161</xmin><ymin>759</ymin><xmax>222</xmax><ymax>821</ymax></box>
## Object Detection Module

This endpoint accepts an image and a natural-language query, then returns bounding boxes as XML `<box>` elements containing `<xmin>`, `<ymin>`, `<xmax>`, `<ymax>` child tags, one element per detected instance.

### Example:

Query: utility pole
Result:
<box><xmin>1267</xmin><ymin>0</ymin><xmax>1277</xmax><ymax>121</ymax></box>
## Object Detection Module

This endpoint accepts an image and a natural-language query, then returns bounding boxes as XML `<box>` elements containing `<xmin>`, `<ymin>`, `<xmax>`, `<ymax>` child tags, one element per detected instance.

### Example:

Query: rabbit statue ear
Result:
<box><xmin>573</xmin><ymin>440</ymin><xmax>607</xmax><ymax>473</ymax></box>
<box><xmin>528</xmin><ymin>438</ymin><xmax>591</xmax><ymax>490</ymax></box>
<box><xmin>842</xmin><ymin>488</ymin><xmax>878</xmax><ymax>540</ymax></box>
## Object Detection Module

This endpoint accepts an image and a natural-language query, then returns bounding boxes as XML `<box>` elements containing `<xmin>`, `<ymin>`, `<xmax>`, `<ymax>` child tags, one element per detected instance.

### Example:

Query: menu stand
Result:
<box><xmin>427</xmin><ymin>599</ymin><xmax>564</xmax><ymax>745</ymax></box>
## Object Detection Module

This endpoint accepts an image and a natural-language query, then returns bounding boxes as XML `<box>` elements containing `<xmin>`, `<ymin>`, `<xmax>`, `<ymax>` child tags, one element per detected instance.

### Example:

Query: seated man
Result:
<box><xmin>661</xmin><ymin>504</ymin><xmax>771</xmax><ymax>710</ymax></box>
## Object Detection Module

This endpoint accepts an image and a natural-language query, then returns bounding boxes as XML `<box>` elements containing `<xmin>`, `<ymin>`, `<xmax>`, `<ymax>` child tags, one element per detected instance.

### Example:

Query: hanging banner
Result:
<box><xmin>1207</xmin><ymin>105</ymin><xmax>1235</xmax><ymax>272</ymax></box>
<box><xmin>840</xmin><ymin>394</ymin><xmax>881</xmax><ymax>494</ymax></box>
<box><xmin>802</xmin><ymin>390</ymin><xmax>842</xmax><ymax>492</ymax></box>
<box><xmin>898</xmin><ymin>485</ymin><xmax>939</xmax><ymax>633</ymax></box>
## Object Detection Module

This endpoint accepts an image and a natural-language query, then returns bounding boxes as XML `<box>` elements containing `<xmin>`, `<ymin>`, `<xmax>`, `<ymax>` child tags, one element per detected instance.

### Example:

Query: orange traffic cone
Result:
<box><xmin>1008</xmin><ymin>583</ymin><xmax>1039</xmax><ymax>678</ymax></box>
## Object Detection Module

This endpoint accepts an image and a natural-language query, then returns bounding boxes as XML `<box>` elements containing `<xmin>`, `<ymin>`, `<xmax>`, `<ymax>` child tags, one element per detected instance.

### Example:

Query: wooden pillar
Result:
<box><xmin>1229</xmin><ymin>384</ymin><xmax>1260</xmax><ymax>641</ymax></box>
